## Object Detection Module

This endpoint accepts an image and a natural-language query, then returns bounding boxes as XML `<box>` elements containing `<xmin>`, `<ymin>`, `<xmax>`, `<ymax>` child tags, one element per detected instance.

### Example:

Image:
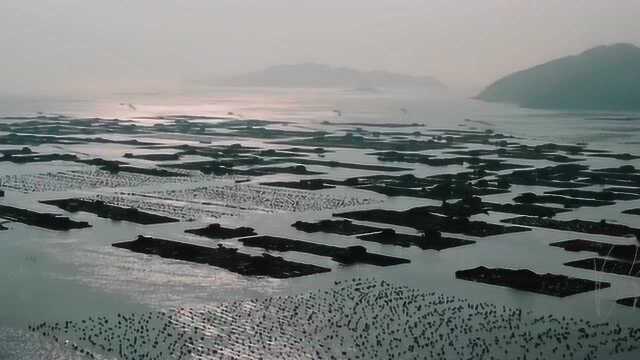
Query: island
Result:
<box><xmin>216</xmin><ymin>63</ymin><xmax>445</xmax><ymax>90</ymax></box>
<box><xmin>476</xmin><ymin>43</ymin><xmax>640</xmax><ymax>110</ymax></box>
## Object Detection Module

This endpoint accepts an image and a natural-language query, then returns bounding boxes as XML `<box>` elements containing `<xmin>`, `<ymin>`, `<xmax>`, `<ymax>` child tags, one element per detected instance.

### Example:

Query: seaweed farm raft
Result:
<box><xmin>1</xmin><ymin>109</ymin><xmax>640</xmax><ymax>359</ymax></box>
<box><xmin>26</xmin><ymin>279</ymin><xmax>640</xmax><ymax>359</ymax></box>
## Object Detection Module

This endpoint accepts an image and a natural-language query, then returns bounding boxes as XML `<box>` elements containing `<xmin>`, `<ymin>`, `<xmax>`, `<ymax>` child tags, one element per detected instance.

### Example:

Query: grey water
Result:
<box><xmin>1</xmin><ymin>87</ymin><xmax>639</xmax><ymax>359</ymax></box>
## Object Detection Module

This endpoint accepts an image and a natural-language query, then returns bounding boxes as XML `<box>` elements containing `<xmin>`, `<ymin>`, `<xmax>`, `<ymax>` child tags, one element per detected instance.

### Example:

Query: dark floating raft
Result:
<box><xmin>76</xmin><ymin>158</ymin><xmax>128</xmax><ymax>167</ymax></box>
<box><xmin>274</xmin><ymin>134</ymin><xmax>461</xmax><ymax>152</ymax></box>
<box><xmin>100</xmin><ymin>164</ymin><xmax>188</xmax><ymax>177</ymax></box>
<box><xmin>581</xmin><ymin>169</ymin><xmax>640</xmax><ymax>187</ymax></box>
<box><xmin>371</xmin><ymin>151</ymin><xmax>530</xmax><ymax>171</ymax></box>
<box><xmin>260</xmin><ymin>179</ymin><xmax>335</xmax><ymax>190</ymax></box>
<box><xmin>617</xmin><ymin>297</ymin><xmax>640</xmax><ymax>308</ymax></box>
<box><xmin>499</xmin><ymin>164</ymin><xmax>591</xmax><ymax>188</ymax></box>
<box><xmin>238</xmin><ymin>235</ymin><xmax>410</xmax><ymax>266</ymax></box>
<box><xmin>455</xmin><ymin>266</ymin><xmax>610</xmax><ymax>297</ymax></box>
<box><xmin>409</xmin><ymin>201</ymin><xmax>567</xmax><ymax>219</ymax></box>
<box><xmin>320</xmin><ymin>121</ymin><xmax>425</xmax><ymax>128</ymax></box>
<box><xmin>358</xmin><ymin>183</ymin><xmax>508</xmax><ymax>200</ymax></box>
<box><xmin>514</xmin><ymin>192</ymin><xmax>614</xmax><ymax>208</ymax></box>
<box><xmin>448</xmin><ymin>146</ymin><xmax>585</xmax><ymax>163</ymax></box>
<box><xmin>267</xmin><ymin>158</ymin><xmax>412</xmax><ymax>172</ymax></box>
<box><xmin>605</xmin><ymin>187</ymin><xmax>640</xmax><ymax>195</ymax></box>
<box><xmin>0</xmin><ymin>204</ymin><xmax>91</xmax><ymax>230</ymax></box>
<box><xmin>123</xmin><ymin>152</ymin><xmax>181</xmax><ymax>161</ymax></box>
<box><xmin>335</xmin><ymin>207</ymin><xmax>530</xmax><ymax>237</ymax></box>
<box><xmin>1</xmin><ymin>153</ymin><xmax>78</xmax><ymax>163</ymax></box>
<box><xmin>357</xmin><ymin>229</ymin><xmax>475</xmax><ymax>250</ymax></box>
<box><xmin>499</xmin><ymin>163</ymin><xmax>640</xmax><ymax>189</ymax></box>
<box><xmin>41</xmin><ymin>198</ymin><xmax>178</xmax><ymax>225</ymax></box>
<box><xmin>202</xmin><ymin>127</ymin><xmax>327</xmax><ymax>139</ymax></box>
<box><xmin>185</xmin><ymin>223</ymin><xmax>257</xmax><ymax>239</ymax></box>
<box><xmin>623</xmin><ymin>208</ymin><xmax>640</xmax><ymax>216</ymax></box>
<box><xmin>167</xmin><ymin>163</ymin><xmax>325</xmax><ymax>176</ymax></box>
<box><xmin>292</xmin><ymin>219</ymin><xmax>382</xmax><ymax>236</ymax></box>
<box><xmin>589</xmin><ymin>153</ymin><xmax>640</xmax><ymax>160</ymax></box>
<box><xmin>244</xmin><ymin>165</ymin><xmax>324</xmax><ymax>176</ymax></box>
<box><xmin>564</xmin><ymin>258</ymin><xmax>640</xmax><ymax>278</ymax></box>
<box><xmin>311</xmin><ymin>173</ymin><xmax>512</xmax><ymax>200</ymax></box>
<box><xmin>502</xmin><ymin>216</ymin><xmax>640</xmax><ymax>237</ymax></box>
<box><xmin>545</xmin><ymin>189</ymin><xmax>640</xmax><ymax>201</ymax></box>
<box><xmin>551</xmin><ymin>239</ymin><xmax>640</xmax><ymax>262</ymax></box>
<box><xmin>482</xmin><ymin>202</ymin><xmax>570</xmax><ymax>217</ymax></box>
<box><xmin>594</xmin><ymin>165</ymin><xmax>639</xmax><ymax>174</ymax></box>
<box><xmin>112</xmin><ymin>235</ymin><xmax>330</xmax><ymax>278</ymax></box>
<box><xmin>0</xmin><ymin>147</ymin><xmax>34</xmax><ymax>156</ymax></box>
<box><xmin>0</xmin><ymin>133</ymin><xmax>158</xmax><ymax>146</ymax></box>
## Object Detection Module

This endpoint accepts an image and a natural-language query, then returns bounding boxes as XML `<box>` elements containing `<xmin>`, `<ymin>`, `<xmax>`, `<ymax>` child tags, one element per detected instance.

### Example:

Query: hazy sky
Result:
<box><xmin>1</xmin><ymin>1</ymin><xmax>639</xmax><ymax>95</ymax></box>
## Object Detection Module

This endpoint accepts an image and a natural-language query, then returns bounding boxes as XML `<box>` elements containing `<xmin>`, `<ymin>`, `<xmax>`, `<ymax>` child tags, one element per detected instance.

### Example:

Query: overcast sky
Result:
<box><xmin>1</xmin><ymin>0</ymin><xmax>639</xmax><ymax>95</ymax></box>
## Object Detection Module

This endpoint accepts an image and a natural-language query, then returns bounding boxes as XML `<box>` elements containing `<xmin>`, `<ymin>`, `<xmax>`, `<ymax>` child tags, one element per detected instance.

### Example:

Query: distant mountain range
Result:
<box><xmin>220</xmin><ymin>63</ymin><xmax>445</xmax><ymax>90</ymax></box>
<box><xmin>476</xmin><ymin>43</ymin><xmax>640</xmax><ymax>110</ymax></box>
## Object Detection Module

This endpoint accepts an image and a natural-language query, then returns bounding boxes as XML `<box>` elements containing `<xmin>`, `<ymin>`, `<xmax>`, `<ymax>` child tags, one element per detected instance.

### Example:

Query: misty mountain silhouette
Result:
<box><xmin>221</xmin><ymin>63</ymin><xmax>445</xmax><ymax>90</ymax></box>
<box><xmin>476</xmin><ymin>43</ymin><xmax>640</xmax><ymax>110</ymax></box>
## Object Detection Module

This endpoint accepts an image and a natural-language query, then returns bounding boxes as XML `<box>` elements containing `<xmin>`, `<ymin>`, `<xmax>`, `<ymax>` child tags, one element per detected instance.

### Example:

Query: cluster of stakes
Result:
<box><xmin>0</xmin><ymin>169</ymin><xmax>217</xmax><ymax>193</ymax></box>
<box><xmin>91</xmin><ymin>193</ymin><xmax>234</xmax><ymax>221</ymax></box>
<box><xmin>146</xmin><ymin>184</ymin><xmax>379</xmax><ymax>213</ymax></box>
<box><xmin>28</xmin><ymin>279</ymin><xmax>640</xmax><ymax>359</ymax></box>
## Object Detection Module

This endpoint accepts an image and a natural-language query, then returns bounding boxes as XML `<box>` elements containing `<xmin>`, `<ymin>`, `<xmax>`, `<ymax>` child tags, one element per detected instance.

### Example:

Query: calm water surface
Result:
<box><xmin>1</xmin><ymin>88</ymin><xmax>639</xmax><ymax>359</ymax></box>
